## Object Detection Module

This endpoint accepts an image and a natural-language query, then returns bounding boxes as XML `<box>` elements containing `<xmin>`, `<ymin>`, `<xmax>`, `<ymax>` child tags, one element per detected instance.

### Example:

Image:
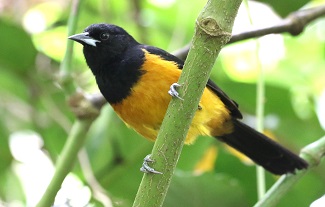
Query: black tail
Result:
<box><xmin>218</xmin><ymin>119</ymin><xmax>308</xmax><ymax>175</ymax></box>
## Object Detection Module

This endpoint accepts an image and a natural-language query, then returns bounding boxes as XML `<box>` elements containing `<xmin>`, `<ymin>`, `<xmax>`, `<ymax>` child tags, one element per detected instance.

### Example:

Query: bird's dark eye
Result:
<box><xmin>100</xmin><ymin>33</ymin><xmax>109</xmax><ymax>40</ymax></box>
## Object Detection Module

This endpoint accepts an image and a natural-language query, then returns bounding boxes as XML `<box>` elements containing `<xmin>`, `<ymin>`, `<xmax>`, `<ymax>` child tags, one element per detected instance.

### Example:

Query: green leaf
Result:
<box><xmin>32</xmin><ymin>26</ymin><xmax>67</xmax><ymax>62</ymax></box>
<box><xmin>164</xmin><ymin>173</ymin><xmax>248</xmax><ymax>207</ymax></box>
<box><xmin>255</xmin><ymin>0</ymin><xmax>310</xmax><ymax>17</ymax></box>
<box><xmin>0</xmin><ymin>20</ymin><xmax>37</xmax><ymax>72</ymax></box>
<box><xmin>0</xmin><ymin>68</ymin><xmax>30</xmax><ymax>101</ymax></box>
<box><xmin>0</xmin><ymin>169</ymin><xmax>26</xmax><ymax>205</ymax></box>
<box><xmin>0</xmin><ymin>121</ymin><xmax>12</xmax><ymax>175</ymax></box>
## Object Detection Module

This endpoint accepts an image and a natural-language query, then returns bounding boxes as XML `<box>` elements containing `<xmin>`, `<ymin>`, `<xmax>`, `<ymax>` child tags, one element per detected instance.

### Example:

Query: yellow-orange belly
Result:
<box><xmin>111</xmin><ymin>50</ymin><xmax>232</xmax><ymax>144</ymax></box>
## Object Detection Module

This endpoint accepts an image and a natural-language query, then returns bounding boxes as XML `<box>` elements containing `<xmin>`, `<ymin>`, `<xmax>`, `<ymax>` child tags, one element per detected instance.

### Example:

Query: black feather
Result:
<box><xmin>219</xmin><ymin>119</ymin><xmax>308</xmax><ymax>175</ymax></box>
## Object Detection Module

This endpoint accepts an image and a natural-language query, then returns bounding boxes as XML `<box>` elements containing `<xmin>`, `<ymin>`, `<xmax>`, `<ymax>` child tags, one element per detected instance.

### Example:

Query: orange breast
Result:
<box><xmin>111</xmin><ymin>50</ymin><xmax>232</xmax><ymax>144</ymax></box>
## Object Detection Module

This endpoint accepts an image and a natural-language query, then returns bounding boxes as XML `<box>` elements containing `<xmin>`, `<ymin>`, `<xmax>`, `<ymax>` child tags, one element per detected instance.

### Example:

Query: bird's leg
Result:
<box><xmin>140</xmin><ymin>154</ymin><xmax>163</xmax><ymax>174</ymax></box>
<box><xmin>168</xmin><ymin>83</ymin><xmax>184</xmax><ymax>100</ymax></box>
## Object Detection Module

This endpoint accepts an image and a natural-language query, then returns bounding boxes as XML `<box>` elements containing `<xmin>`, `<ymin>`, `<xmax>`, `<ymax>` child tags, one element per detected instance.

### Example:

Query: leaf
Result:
<box><xmin>164</xmin><ymin>173</ymin><xmax>249</xmax><ymax>207</ymax></box>
<box><xmin>0</xmin><ymin>121</ymin><xmax>12</xmax><ymax>175</ymax></box>
<box><xmin>0</xmin><ymin>68</ymin><xmax>30</xmax><ymax>101</ymax></box>
<box><xmin>0</xmin><ymin>169</ymin><xmax>26</xmax><ymax>204</ymax></box>
<box><xmin>32</xmin><ymin>26</ymin><xmax>67</xmax><ymax>62</ymax></box>
<box><xmin>0</xmin><ymin>20</ymin><xmax>37</xmax><ymax>72</ymax></box>
<box><xmin>255</xmin><ymin>0</ymin><xmax>310</xmax><ymax>17</ymax></box>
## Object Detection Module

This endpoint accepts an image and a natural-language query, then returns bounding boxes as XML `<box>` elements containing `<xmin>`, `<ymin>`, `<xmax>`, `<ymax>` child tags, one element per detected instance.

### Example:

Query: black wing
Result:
<box><xmin>142</xmin><ymin>45</ymin><xmax>242</xmax><ymax>119</ymax></box>
<box><xmin>206</xmin><ymin>80</ymin><xmax>242</xmax><ymax>119</ymax></box>
<box><xmin>142</xmin><ymin>45</ymin><xmax>184</xmax><ymax>69</ymax></box>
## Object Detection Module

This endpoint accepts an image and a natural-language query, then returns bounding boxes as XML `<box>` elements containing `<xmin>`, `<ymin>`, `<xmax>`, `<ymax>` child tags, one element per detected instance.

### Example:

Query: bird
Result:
<box><xmin>68</xmin><ymin>23</ymin><xmax>308</xmax><ymax>175</ymax></box>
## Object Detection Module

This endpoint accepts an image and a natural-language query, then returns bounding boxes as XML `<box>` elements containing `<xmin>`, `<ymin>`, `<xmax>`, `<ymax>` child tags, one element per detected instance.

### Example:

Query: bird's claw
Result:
<box><xmin>168</xmin><ymin>83</ymin><xmax>184</xmax><ymax>100</ymax></box>
<box><xmin>140</xmin><ymin>154</ymin><xmax>163</xmax><ymax>174</ymax></box>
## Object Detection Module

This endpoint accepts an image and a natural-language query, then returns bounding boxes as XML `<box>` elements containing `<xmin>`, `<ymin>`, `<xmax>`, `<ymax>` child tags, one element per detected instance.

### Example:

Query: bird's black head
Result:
<box><xmin>69</xmin><ymin>23</ymin><xmax>138</xmax><ymax>75</ymax></box>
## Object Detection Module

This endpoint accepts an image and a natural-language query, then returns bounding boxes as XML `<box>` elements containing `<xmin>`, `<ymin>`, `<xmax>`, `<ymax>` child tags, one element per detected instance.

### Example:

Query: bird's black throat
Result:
<box><xmin>84</xmin><ymin>45</ymin><xmax>146</xmax><ymax>104</ymax></box>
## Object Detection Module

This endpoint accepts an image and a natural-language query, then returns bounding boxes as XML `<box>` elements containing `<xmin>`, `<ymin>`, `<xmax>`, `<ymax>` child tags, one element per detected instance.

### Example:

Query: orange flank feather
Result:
<box><xmin>112</xmin><ymin>49</ymin><xmax>233</xmax><ymax>144</ymax></box>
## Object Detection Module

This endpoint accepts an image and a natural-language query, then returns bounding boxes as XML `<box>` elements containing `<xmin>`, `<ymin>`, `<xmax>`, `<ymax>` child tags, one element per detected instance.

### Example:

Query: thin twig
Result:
<box><xmin>173</xmin><ymin>5</ymin><xmax>325</xmax><ymax>60</ymax></box>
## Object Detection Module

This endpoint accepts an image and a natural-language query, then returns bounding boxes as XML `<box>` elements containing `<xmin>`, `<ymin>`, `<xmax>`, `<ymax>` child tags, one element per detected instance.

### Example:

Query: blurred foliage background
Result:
<box><xmin>0</xmin><ymin>0</ymin><xmax>325</xmax><ymax>206</ymax></box>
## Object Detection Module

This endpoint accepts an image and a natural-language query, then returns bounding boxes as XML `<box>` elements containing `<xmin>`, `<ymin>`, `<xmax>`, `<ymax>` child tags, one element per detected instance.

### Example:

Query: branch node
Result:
<box><xmin>287</xmin><ymin>14</ymin><xmax>305</xmax><ymax>36</ymax></box>
<box><xmin>68</xmin><ymin>92</ymin><xmax>101</xmax><ymax>120</ymax></box>
<box><xmin>301</xmin><ymin>140</ymin><xmax>325</xmax><ymax>167</ymax></box>
<box><xmin>197</xmin><ymin>17</ymin><xmax>231</xmax><ymax>39</ymax></box>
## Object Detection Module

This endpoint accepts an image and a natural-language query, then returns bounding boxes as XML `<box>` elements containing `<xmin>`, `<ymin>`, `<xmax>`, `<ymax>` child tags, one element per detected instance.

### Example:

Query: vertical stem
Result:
<box><xmin>243</xmin><ymin>0</ymin><xmax>266</xmax><ymax>198</ymax></box>
<box><xmin>255</xmin><ymin>39</ymin><xmax>266</xmax><ymax>199</ymax></box>
<box><xmin>132</xmin><ymin>0</ymin><xmax>242</xmax><ymax>206</ymax></box>
<box><xmin>59</xmin><ymin>0</ymin><xmax>84</xmax><ymax>94</ymax></box>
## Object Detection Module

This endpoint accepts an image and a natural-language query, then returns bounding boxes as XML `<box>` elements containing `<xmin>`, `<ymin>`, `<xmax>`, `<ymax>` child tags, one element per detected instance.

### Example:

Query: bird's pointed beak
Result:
<box><xmin>68</xmin><ymin>32</ymin><xmax>100</xmax><ymax>47</ymax></box>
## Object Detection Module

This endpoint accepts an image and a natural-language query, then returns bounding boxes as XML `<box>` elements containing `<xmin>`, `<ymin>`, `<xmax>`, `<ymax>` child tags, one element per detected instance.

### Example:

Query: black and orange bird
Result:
<box><xmin>69</xmin><ymin>23</ymin><xmax>308</xmax><ymax>175</ymax></box>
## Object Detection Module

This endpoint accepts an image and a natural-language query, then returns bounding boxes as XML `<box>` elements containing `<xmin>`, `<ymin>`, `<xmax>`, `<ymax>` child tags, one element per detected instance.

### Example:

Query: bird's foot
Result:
<box><xmin>168</xmin><ymin>83</ymin><xmax>184</xmax><ymax>100</ymax></box>
<box><xmin>140</xmin><ymin>154</ymin><xmax>163</xmax><ymax>174</ymax></box>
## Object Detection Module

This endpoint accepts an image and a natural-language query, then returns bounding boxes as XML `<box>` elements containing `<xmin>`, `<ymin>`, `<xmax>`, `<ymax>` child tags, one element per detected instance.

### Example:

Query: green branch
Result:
<box><xmin>254</xmin><ymin>135</ymin><xmax>325</xmax><ymax>207</ymax></box>
<box><xmin>36</xmin><ymin>104</ymin><xmax>98</xmax><ymax>207</ymax></box>
<box><xmin>59</xmin><ymin>0</ymin><xmax>84</xmax><ymax>94</ymax></box>
<box><xmin>132</xmin><ymin>0</ymin><xmax>242</xmax><ymax>206</ymax></box>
